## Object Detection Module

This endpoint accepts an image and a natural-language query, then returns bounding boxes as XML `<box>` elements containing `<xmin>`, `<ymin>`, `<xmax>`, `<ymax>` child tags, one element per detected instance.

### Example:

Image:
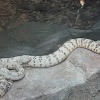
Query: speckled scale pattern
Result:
<box><xmin>0</xmin><ymin>38</ymin><xmax>100</xmax><ymax>98</ymax></box>
<box><xmin>0</xmin><ymin>75</ymin><xmax>12</xmax><ymax>98</ymax></box>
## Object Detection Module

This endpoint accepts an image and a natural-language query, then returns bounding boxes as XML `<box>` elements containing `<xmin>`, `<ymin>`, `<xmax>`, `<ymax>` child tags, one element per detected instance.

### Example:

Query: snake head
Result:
<box><xmin>19</xmin><ymin>55</ymin><xmax>31</xmax><ymax>65</ymax></box>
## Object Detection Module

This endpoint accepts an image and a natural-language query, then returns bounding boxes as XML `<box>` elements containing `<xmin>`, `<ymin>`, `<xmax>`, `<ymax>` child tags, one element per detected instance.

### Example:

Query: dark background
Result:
<box><xmin>0</xmin><ymin>0</ymin><xmax>100</xmax><ymax>57</ymax></box>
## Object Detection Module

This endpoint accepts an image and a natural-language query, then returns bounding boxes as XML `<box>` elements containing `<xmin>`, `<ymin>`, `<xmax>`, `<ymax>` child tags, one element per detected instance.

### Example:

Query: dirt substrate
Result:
<box><xmin>0</xmin><ymin>0</ymin><xmax>100</xmax><ymax>31</ymax></box>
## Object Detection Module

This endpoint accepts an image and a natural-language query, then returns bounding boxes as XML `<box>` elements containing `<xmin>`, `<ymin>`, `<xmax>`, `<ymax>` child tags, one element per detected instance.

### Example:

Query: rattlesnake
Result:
<box><xmin>0</xmin><ymin>38</ymin><xmax>100</xmax><ymax>97</ymax></box>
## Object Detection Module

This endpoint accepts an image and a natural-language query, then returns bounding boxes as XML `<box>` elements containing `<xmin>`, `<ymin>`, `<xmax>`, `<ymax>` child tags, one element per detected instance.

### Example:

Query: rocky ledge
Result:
<box><xmin>1</xmin><ymin>42</ymin><xmax>100</xmax><ymax>100</ymax></box>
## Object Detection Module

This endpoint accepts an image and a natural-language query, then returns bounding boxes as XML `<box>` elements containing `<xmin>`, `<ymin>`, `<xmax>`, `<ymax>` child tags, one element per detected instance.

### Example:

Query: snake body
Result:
<box><xmin>0</xmin><ymin>75</ymin><xmax>12</xmax><ymax>97</ymax></box>
<box><xmin>0</xmin><ymin>38</ymin><xmax>100</xmax><ymax>97</ymax></box>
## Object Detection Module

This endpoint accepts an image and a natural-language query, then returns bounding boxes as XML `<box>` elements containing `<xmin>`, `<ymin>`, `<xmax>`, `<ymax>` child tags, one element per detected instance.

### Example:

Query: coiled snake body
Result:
<box><xmin>0</xmin><ymin>38</ymin><xmax>100</xmax><ymax>97</ymax></box>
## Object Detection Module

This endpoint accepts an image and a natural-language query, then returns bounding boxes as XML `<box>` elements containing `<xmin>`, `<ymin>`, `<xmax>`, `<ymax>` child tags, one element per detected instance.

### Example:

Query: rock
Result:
<box><xmin>1</xmin><ymin>42</ymin><xmax>100</xmax><ymax>100</ymax></box>
<box><xmin>67</xmin><ymin>43</ymin><xmax>100</xmax><ymax>78</ymax></box>
<box><xmin>1</xmin><ymin>60</ymin><xmax>86</xmax><ymax>100</ymax></box>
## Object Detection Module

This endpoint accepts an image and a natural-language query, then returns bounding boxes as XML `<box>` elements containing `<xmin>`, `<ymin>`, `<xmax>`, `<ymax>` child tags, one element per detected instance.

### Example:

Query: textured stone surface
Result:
<box><xmin>1</xmin><ymin>42</ymin><xmax>100</xmax><ymax>100</ymax></box>
<box><xmin>68</xmin><ymin>48</ymin><xmax>100</xmax><ymax>78</ymax></box>
<box><xmin>1</xmin><ymin>60</ymin><xmax>86</xmax><ymax>100</ymax></box>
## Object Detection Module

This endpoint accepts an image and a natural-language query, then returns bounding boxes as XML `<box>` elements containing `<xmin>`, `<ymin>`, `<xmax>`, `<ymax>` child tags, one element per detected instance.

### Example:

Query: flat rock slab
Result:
<box><xmin>1</xmin><ymin>60</ymin><xmax>86</xmax><ymax>100</ymax></box>
<box><xmin>1</xmin><ymin>42</ymin><xmax>100</xmax><ymax>100</ymax></box>
<box><xmin>68</xmin><ymin>48</ymin><xmax>100</xmax><ymax>78</ymax></box>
